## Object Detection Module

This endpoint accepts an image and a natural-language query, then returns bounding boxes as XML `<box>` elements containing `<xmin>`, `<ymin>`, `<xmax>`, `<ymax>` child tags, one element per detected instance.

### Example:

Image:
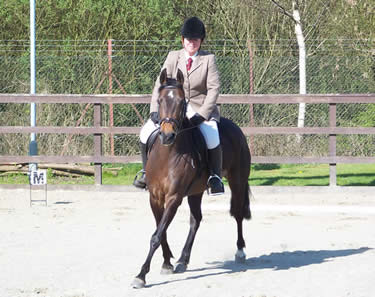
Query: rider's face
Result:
<box><xmin>182</xmin><ymin>37</ymin><xmax>202</xmax><ymax>56</ymax></box>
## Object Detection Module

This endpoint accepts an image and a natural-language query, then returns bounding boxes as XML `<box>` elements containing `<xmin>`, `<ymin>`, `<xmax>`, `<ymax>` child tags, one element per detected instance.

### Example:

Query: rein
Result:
<box><xmin>177</xmin><ymin>123</ymin><xmax>199</xmax><ymax>135</ymax></box>
<box><xmin>159</xmin><ymin>100</ymin><xmax>201</xmax><ymax>137</ymax></box>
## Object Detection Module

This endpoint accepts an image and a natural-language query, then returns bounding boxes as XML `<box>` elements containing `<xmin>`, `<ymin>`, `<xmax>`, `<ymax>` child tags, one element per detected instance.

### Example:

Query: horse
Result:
<box><xmin>131</xmin><ymin>68</ymin><xmax>252</xmax><ymax>288</ymax></box>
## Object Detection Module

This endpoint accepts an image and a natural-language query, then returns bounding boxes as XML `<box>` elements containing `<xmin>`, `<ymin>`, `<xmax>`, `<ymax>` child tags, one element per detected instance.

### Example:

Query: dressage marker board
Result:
<box><xmin>29</xmin><ymin>169</ymin><xmax>48</xmax><ymax>206</ymax></box>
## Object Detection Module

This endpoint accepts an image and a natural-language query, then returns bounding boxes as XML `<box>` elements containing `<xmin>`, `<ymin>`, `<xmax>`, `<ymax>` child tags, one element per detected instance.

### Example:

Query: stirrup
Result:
<box><xmin>133</xmin><ymin>169</ymin><xmax>147</xmax><ymax>189</ymax></box>
<box><xmin>207</xmin><ymin>174</ymin><xmax>225</xmax><ymax>196</ymax></box>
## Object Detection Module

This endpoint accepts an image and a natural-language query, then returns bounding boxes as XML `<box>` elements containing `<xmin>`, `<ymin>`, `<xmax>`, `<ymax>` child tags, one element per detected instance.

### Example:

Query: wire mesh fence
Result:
<box><xmin>0</xmin><ymin>39</ymin><xmax>374</xmax><ymax>159</ymax></box>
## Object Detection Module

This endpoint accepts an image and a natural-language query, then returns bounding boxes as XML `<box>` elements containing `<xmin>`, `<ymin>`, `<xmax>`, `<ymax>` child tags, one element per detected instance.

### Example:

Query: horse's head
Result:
<box><xmin>157</xmin><ymin>68</ymin><xmax>186</xmax><ymax>146</ymax></box>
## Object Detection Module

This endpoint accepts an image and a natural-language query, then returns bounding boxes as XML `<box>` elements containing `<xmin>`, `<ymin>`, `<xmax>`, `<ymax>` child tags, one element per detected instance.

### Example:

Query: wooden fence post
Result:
<box><xmin>329</xmin><ymin>103</ymin><xmax>337</xmax><ymax>186</ymax></box>
<box><xmin>94</xmin><ymin>103</ymin><xmax>102</xmax><ymax>185</ymax></box>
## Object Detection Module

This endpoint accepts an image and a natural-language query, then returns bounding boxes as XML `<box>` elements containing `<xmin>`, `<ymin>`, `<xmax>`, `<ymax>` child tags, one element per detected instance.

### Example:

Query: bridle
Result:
<box><xmin>158</xmin><ymin>85</ymin><xmax>188</xmax><ymax>133</ymax></box>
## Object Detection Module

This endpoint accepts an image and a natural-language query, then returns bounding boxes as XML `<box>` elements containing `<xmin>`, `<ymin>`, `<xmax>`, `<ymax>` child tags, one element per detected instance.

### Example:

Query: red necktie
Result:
<box><xmin>186</xmin><ymin>57</ymin><xmax>193</xmax><ymax>71</ymax></box>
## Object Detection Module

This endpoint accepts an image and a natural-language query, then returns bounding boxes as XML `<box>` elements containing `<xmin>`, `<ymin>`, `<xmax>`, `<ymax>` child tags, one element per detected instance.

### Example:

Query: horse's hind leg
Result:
<box><xmin>228</xmin><ymin>177</ymin><xmax>251</xmax><ymax>263</ymax></box>
<box><xmin>175</xmin><ymin>193</ymin><xmax>203</xmax><ymax>273</ymax></box>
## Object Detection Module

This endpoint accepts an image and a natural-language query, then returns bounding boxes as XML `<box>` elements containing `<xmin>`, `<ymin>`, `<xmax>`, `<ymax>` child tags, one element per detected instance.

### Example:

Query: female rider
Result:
<box><xmin>133</xmin><ymin>16</ymin><xmax>224</xmax><ymax>196</ymax></box>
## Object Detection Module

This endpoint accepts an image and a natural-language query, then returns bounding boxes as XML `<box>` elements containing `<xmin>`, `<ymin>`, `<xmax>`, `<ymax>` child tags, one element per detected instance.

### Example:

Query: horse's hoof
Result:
<box><xmin>160</xmin><ymin>264</ymin><xmax>174</xmax><ymax>275</ymax></box>
<box><xmin>131</xmin><ymin>277</ymin><xmax>145</xmax><ymax>289</ymax></box>
<box><xmin>235</xmin><ymin>249</ymin><xmax>246</xmax><ymax>264</ymax></box>
<box><xmin>174</xmin><ymin>262</ymin><xmax>187</xmax><ymax>273</ymax></box>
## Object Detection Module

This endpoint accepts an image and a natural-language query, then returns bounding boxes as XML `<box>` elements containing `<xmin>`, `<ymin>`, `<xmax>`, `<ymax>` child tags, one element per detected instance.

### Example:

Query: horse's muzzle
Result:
<box><xmin>159</xmin><ymin>131</ymin><xmax>176</xmax><ymax>146</ymax></box>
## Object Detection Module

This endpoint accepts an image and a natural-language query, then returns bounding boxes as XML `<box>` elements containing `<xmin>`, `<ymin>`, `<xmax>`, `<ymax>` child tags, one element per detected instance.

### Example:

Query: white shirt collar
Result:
<box><xmin>184</xmin><ymin>50</ymin><xmax>198</xmax><ymax>61</ymax></box>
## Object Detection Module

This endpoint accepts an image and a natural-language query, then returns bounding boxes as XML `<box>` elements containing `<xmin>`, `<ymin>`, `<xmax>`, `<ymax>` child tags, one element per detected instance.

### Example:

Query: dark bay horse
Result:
<box><xmin>131</xmin><ymin>68</ymin><xmax>252</xmax><ymax>288</ymax></box>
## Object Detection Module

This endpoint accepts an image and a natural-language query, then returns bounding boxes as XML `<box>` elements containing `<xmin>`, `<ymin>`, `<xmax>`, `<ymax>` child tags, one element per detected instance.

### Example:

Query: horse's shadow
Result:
<box><xmin>147</xmin><ymin>247</ymin><xmax>371</xmax><ymax>288</ymax></box>
<box><xmin>204</xmin><ymin>247</ymin><xmax>372</xmax><ymax>271</ymax></box>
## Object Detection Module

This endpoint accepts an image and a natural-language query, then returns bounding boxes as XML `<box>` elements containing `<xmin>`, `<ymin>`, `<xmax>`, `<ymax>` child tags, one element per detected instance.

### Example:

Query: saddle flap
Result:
<box><xmin>146</xmin><ymin>128</ymin><xmax>160</xmax><ymax>154</ymax></box>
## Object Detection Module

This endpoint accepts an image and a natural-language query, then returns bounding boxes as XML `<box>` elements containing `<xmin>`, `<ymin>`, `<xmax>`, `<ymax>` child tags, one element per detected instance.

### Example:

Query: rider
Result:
<box><xmin>133</xmin><ymin>16</ymin><xmax>225</xmax><ymax>195</ymax></box>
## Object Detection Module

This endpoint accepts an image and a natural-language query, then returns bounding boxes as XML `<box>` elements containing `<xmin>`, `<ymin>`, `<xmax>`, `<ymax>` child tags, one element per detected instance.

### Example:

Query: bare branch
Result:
<box><xmin>270</xmin><ymin>0</ymin><xmax>296</xmax><ymax>22</ymax></box>
<box><xmin>304</xmin><ymin>1</ymin><xmax>331</xmax><ymax>40</ymax></box>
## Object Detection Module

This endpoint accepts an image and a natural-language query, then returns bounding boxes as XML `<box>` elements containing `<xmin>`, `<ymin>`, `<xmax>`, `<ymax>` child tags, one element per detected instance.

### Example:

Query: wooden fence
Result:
<box><xmin>0</xmin><ymin>93</ymin><xmax>374</xmax><ymax>186</ymax></box>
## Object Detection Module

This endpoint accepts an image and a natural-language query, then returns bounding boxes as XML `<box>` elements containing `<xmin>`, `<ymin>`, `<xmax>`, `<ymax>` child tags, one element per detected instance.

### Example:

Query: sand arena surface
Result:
<box><xmin>0</xmin><ymin>185</ymin><xmax>374</xmax><ymax>297</ymax></box>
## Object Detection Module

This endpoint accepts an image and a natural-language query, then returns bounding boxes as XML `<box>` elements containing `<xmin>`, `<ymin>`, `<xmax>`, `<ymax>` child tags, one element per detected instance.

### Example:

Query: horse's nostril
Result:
<box><xmin>167</xmin><ymin>133</ymin><xmax>176</xmax><ymax>142</ymax></box>
<box><xmin>160</xmin><ymin>132</ymin><xmax>176</xmax><ymax>145</ymax></box>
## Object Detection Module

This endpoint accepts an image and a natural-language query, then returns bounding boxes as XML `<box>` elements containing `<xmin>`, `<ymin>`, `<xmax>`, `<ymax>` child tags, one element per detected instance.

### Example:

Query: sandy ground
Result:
<box><xmin>0</xmin><ymin>185</ymin><xmax>374</xmax><ymax>297</ymax></box>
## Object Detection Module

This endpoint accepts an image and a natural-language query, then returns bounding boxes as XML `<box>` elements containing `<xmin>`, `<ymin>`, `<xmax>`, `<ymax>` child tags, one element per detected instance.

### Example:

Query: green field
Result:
<box><xmin>0</xmin><ymin>163</ymin><xmax>374</xmax><ymax>186</ymax></box>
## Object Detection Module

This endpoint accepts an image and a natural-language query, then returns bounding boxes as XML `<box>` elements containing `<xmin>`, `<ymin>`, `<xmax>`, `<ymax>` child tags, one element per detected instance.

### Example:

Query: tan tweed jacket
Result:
<box><xmin>150</xmin><ymin>49</ymin><xmax>221</xmax><ymax>121</ymax></box>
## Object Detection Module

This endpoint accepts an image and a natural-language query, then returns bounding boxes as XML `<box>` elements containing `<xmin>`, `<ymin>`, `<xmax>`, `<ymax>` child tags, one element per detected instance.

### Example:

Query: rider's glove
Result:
<box><xmin>189</xmin><ymin>113</ymin><xmax>205</xmax><ymax>126</ymax></box>
<box><xmin>150</xmin><ymin>112</ymin><xmax>159</xmax><ymax>124</ymax></box>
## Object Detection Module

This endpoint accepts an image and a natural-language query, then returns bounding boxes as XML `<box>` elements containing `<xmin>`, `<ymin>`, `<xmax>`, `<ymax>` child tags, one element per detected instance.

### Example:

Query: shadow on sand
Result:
<box><xmin>147</xmin><ymin>247</ymin><xmax>372</xmax><ymax>288</ymax></box>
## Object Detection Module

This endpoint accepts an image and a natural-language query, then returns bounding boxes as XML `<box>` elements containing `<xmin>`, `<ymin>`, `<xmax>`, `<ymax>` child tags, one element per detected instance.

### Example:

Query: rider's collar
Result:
<box><xmin>184</xmin><ymin>50</ymin><xmax>198</xmax><ymax>61</ymax></box>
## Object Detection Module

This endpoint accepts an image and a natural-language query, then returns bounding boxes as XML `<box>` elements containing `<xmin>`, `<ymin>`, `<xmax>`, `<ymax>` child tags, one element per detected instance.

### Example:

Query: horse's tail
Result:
<box><xmin>242</xmin><ymin>131</ymin><xmax>252</xmax><ymax>220</ymax></box>
<box><xmin>243</xmin><ymin>183</ymin><xmax>252</xmax><ymax>220</ymax></box>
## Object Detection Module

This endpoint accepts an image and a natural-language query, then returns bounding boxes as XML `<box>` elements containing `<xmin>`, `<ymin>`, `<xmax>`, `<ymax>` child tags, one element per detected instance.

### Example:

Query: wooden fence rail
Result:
<box><xmin>0</xmin><ymin>93</ymin><xmax>374</xmax><ymax>186</ymax></box>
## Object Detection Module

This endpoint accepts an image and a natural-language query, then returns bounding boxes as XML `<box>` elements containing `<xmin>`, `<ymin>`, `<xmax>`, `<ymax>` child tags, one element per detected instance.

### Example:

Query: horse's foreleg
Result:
<box><xmin>175</xmin><ymin>194</ymin><xmax>203</xmax><ymax>273</ymax></box>
<box><xmin>160</xmin><ymin>232</ymin><xmax>174</xmax><ymax>274</ymax></box>
<box><xmin>148</xmin><ymin>197</ymin><xmax>174</xmax><ymax>274</ymax></box>
<box><xmin>132</xmin><ymin>196</ymin><xmax>182</xmax><ymax>288</ymax></box>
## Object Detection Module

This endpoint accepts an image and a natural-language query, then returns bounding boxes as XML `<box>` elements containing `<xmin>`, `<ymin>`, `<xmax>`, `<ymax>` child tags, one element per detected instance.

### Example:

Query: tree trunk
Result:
<box><xmin>293</xmin><ymin>2</ymin><xmax>307</xmax><ymax>129</ymax></box>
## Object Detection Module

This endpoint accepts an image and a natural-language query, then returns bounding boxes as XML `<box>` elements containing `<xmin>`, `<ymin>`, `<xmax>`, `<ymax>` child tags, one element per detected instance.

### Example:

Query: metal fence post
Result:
<box><xmin>329</xmin><ymin>103</ymin><xmax>337</xmax><ymax>186</ymax></box>
<box><xmin>94</xmin><ymin>103</ymin><xmax>102</xmax><ymax>185</ymax></box>
<box><xmin>108</xmin><ymin>39</ymin><xmax>115</xmax><ymax>156</ymax></box>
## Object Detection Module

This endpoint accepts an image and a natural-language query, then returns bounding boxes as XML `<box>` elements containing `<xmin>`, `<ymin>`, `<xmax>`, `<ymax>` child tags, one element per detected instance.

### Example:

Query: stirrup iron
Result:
<box><xmin>133</xmin><ymin>169</ymin><xmax>147</xmax><ymax>189</ymax></box>
<box><xmin>207</xmin><ymin>174</ymin><xmax>224</xmax><ymax>196</ymax></box>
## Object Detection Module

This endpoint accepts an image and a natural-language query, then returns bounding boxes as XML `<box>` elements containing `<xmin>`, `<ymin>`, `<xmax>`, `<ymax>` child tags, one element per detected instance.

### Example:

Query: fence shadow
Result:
<box><xmin>249</xmin><ymin>174</ymin><xmax>329</xmax><ymax>186</ymax></box>
<box><xmin>147</xmin><ymin>247</ymin><xmax>371</xmax><ymax>288</ymax></box>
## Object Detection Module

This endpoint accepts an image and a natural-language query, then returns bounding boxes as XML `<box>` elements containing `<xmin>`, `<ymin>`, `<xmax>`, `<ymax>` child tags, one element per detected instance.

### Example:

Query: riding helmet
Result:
<box><xmin>181</xmin><ymin>17</ymin><xmax>206</xmax><ymax>40</ymax></box>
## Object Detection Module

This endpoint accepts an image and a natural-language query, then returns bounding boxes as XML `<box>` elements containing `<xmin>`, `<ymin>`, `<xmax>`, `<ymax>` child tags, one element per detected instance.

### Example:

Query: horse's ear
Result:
<box><xmin>160</xmin><ymin>68</ymin><xmax>168</xmax><ymax>85</ymax></box>
<box><xmin>176</xmin><ymin>68</ymin><xmax>184</xmax><ymax>85</ymax></box>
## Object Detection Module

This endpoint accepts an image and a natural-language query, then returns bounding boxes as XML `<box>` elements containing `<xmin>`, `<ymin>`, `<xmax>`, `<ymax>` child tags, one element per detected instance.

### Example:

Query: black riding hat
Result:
<box><xmin>181</xmin><ymin>17</ymin><xmax>206</xmax><ymax>40</ymax></box>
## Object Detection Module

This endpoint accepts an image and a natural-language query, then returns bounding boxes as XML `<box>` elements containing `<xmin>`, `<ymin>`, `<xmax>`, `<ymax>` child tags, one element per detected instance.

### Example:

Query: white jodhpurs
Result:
<box><xmin>139</xmin><ymin>104</ymin><xmax>220</xmax><ymax>149</ymax></box>
<box><xmin>195</xmin><ymin>119</ymin><xmax>220</xmax><ymax>149</ymax></box>
<box><xmin>139</xmin><ymin>119</ymin><xmax>159</xmax><ymax>144</ymax></box>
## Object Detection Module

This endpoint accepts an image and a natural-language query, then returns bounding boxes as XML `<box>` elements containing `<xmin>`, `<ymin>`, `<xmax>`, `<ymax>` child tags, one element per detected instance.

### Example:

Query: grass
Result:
<box><xmin>0</xmin><ymin>171</ymin><xmax>94</xmax><ymax>185</ymax></box>
<box><xmin>250</xmin><ymin>163</ymin><xmax>375</xmax><ymax>186</ymax></box>
<box><xmin>250</xmin><ymin>164</ymin><xmax>330</xmax><ymax>186</ymax></box>
<box><xmin>336</xmin><ymin>164</ymin><xmax>375</xmax><ymax>186</ymax></box>
<box><xmin>0</xmin><ymin>163</ymin><xmax>374</xmax><ymax>186</ymax></box>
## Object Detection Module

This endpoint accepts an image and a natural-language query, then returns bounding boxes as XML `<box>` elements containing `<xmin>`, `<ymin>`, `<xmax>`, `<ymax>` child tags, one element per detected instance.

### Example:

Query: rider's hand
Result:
<box><xmin>150</xmin><ymin>112</ymin><xmax>159</xmax><ymax>124</ymax></box>
<box><xmin>189</xmin><ymin>113</ymin><xmax>205</xmax><ymax>126</ymax></box>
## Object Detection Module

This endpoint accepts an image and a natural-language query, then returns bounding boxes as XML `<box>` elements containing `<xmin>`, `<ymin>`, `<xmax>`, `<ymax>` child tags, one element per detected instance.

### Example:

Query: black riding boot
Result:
<box><xmin>207</xmin><ymin>145</ymin><xmax>225</xmax><ymax>195</ymax></box>
<box><xmin>133</xmin><ymin>142</ymin><xmax>147</xmax><ymax>189</ymax></box>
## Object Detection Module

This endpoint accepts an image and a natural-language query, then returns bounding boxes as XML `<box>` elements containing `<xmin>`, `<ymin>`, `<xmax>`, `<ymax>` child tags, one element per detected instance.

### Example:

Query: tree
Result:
<box><xmin>271</xmin><ymin>0</ymin><xmax>307</xmax><ymax>130</ymax></box>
